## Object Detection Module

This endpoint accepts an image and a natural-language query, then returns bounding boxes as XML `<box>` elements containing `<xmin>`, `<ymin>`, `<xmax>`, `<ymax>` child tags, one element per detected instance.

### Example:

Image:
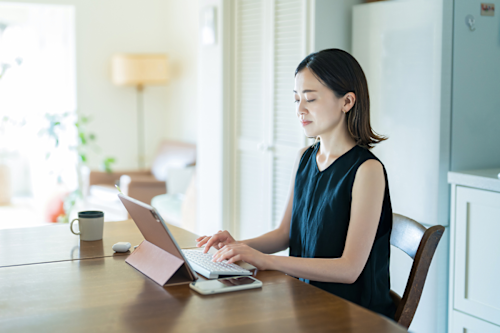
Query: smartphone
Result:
<box><xmin>189</xmin><ymin>276</ymin><xmax>262</xmax><ymax>295</ymax></box>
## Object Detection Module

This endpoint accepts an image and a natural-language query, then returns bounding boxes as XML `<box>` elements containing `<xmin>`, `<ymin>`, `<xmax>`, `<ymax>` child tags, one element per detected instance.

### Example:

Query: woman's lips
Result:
<box><xmin>301</xmin><ymin>120</ymin><xmax>312</xmax><ymax>127</ymax></box>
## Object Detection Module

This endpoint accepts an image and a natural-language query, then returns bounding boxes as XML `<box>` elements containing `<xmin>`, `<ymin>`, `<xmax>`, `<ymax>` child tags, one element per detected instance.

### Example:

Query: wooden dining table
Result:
<box><xmin>0</xmin><ymin>221</ymin><xmax>407</xmax><ymax>333</ymax></box>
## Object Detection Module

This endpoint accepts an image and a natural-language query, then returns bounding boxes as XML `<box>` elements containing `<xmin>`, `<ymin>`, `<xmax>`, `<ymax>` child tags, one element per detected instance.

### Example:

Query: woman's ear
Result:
<box><xmin>343</xmin><ymin>92</ymin><xmax>356</xmax><ymax>113</ymax></box>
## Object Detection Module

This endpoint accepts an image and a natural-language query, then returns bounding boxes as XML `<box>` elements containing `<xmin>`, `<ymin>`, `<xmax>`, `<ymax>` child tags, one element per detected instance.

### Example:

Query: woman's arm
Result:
<box><xmin>197</xmin><ymin>146</ymin><xmax>309</xmax><ymax>254</ymax></box>
<box><xmin>214</xmin><ymin>159</ymin><xmax>386</xmax><ymax>284</ymax></box>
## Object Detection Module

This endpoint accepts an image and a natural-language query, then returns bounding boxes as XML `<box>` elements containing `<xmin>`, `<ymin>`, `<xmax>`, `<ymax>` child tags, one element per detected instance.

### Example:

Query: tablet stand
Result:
<box><xmin>126</xmin><ymin>240</ymin><xmax>192</xmax><ymax>286</ymax></box>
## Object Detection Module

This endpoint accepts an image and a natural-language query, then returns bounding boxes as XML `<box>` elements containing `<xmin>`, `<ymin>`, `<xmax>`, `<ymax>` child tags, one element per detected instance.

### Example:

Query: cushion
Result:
<box><xmin>150</xmin><ymin>141</ymin><xmax>196</xmax><ymax>181</ymax></box>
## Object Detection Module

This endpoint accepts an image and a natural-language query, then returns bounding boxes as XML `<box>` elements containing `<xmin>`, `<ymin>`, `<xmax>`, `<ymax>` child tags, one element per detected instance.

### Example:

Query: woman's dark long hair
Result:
<box><xmin>295</xmin><ymin>49</ymin><xmax>386</xmax><ymax>149</ymax></box>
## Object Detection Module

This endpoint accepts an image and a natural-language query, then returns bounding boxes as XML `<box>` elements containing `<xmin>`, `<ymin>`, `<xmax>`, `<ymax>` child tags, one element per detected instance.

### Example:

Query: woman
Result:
<box><xmin>196</xmin><ymin>49</ymin><xmax>396</xmax><ymax>318</ymax></box>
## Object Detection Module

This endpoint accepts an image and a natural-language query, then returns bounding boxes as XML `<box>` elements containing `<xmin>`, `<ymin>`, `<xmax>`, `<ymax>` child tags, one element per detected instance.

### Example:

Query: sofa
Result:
<box><xmin>82</xmin><ymin>140</ymin><xmax>196</xmax><ymax>221</ymax></box>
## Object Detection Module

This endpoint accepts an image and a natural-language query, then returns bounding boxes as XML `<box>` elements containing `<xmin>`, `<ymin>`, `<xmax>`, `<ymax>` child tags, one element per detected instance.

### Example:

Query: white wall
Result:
<box><xmin>0</xmin><ymin>0</ymin><xmax>199</xmax><ymax>170</ymax></box>
<box><xmin>314</xmin><ymin>0</ymin><xmax>363</xmax><ymax>52</ymax></box>
<box><xmin>158</xmin><ymin>0</ymin><xmax>199</xmax><ymax>149</ymax></box>
<box><xmin>196</xmin><ymin>0</ymin><xmax>230</xmax><ymax>236</ymax></box>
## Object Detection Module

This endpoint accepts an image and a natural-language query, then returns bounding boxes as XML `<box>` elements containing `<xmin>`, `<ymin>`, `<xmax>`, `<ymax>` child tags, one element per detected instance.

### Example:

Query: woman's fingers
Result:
<box><xmin>212</xmin><ymin>246</ymin><xmax>227</xmax><ymax>261</ymax></box>
<box><xmin>196</xmin><ymin>236</ymin><xmax>210</xmax><ymax>247</ymax></box>
<box><xmin>196</xmin><ymin>236</ymin><xmax>207</xmax><ymax>244</ymax></box>
<box><xmin>198</xmin><ymin>230</ymin><xmax>235</xmax><ymax>253</ymax></box>
<box><xmin>227</xmin><ymin>254</ymin><xmax>241</xmax><ymax>265</ymax></box>
<box><xmin>203</xmin><ymin>234</ymin><xmax>222</xmax><ymax>253</ymax></box>
<box><xmin>211</xmin><ymin>243</ymin><xmax>265</xmax><ymax>270</ymax></box>
<box><xmin>213</xmin><ymin>246</ymin><xmax>238</xmax><ymax>262</ymax></box>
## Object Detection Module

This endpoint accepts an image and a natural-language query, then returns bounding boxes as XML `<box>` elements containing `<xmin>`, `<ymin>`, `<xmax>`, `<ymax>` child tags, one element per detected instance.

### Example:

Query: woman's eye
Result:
<box><xmin>294</xmin><ymin>99</ymin><xmax>315</xmax><ymax>103</ymax></box>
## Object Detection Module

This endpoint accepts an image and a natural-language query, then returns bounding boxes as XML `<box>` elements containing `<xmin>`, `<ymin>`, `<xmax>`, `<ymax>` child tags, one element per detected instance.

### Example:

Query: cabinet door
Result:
<box><xmin>232</xmin><ymin>0</ymin><xmax>307</xmax><ymax>240</ymax></box>
<box><xmin>451</xmin><ymin>310</ymin><xmax>500</xmax><ymax>333</ymax></box>
<box><xmin>454</xmin><ymin>186</ymin><xmax>500</xmax><ymax>325</ymax></box>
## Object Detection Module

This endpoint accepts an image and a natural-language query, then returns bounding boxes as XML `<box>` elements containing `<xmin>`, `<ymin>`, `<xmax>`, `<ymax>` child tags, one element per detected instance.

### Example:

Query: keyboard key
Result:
<box><xmin>182</xmin><ymin>249</ymin><xmax>251</xmax><ymax>276</ymax></box>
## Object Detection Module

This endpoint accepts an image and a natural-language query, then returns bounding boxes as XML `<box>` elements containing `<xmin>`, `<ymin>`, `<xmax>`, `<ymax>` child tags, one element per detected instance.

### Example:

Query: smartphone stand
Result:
<box><xmin>126</xmin><ymin>240</ymin><xmax>192</xmax><ymax>286</ymax></box>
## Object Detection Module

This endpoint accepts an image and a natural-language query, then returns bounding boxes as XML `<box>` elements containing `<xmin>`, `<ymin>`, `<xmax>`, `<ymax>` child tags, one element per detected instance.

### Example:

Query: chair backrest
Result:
<box><xmin>390</xmin><ymin>213</ymin><xmax>445</xmax><ymax>329</ymax></box>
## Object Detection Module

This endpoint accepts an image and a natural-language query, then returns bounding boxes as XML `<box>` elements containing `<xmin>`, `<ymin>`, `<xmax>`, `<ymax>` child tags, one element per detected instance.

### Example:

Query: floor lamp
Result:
<box><xmin>111</xmin><ymin>54</ymin><xmax>168</xmax><ymax>169</ymax></box>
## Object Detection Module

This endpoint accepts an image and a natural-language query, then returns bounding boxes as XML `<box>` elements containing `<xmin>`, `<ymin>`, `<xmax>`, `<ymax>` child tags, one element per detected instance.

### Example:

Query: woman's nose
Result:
<box><xmin>296</xmin><ymin>101</ymin><xmax>308</xmax><ymax>116</ymax></box>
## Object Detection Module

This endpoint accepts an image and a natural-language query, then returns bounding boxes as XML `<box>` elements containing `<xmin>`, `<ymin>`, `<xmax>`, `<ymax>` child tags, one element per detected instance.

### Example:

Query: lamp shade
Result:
<box><xmin>111</xmin><ymin>54</ymin><xmax>168</xmax><ymax>86</ymax></box>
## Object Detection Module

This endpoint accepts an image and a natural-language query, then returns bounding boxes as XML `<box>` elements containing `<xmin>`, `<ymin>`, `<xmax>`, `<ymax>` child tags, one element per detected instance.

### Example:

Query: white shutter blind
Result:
<box><xmin>271</xmin><ymin>0</ymin><xmax>306</xmax><ymax>228</ymax></box>
<box><xmin>273</xmin><ymin>0</ymin><xmax>304</xmax><ymax>145</ymax></box>
<box><xmin>234</xmin><ymin>0</ymin><xmax>268</xmax><ymax>239</ymax></box>
<box><xmin>232</xmin><ymin>0</ymin><xmax>308</xmax><ymax>238</ymax></box>
<box><xmin>236</xmin><ymin>0</ymin><xmax>264</xmax><ymax>141</ymax></box>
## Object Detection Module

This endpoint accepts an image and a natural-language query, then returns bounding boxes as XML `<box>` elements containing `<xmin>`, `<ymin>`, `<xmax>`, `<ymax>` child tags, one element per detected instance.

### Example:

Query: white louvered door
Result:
<box><xmin>233</xmin><ymin>0</ymin><xmax>270</xmax><ymax>240</ymax></box>
<box><xmin>232</xmin><ymin>0</ymin><xmax>308</xmax><ymax>240</ymax></box>
<box><xmin>271</xmin><ymin>0</ymin><xmax>307</xmax><ymax>229</ymax></box>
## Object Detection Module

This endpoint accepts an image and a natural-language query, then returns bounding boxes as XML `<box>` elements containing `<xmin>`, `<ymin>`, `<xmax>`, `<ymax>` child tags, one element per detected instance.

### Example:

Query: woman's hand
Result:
<box><xmin>196</xmin><ymin>230</ymin><xmax>236</xmax><ymax>253</ymax></box>
<box><xmin>212</xmin><ymin>243</ymin><xmax>270</xmax><ymax>270</ymax></box>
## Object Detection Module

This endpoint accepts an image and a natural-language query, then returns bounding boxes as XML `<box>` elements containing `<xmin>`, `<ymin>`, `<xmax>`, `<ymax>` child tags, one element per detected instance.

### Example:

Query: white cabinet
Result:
<box><xmin>450</xmin><ymin>310</ymin><xmax>500</xmax><ymax>333</ymax></box>
<box><xmin>454</xmin><ymin>187</ymin><xmax>500</xmax><ymax>324</ymax></box>
<box><xmin>449</xmin><ymin>169</ymin><xmax>500</xmax><ymax>332</ymax></box>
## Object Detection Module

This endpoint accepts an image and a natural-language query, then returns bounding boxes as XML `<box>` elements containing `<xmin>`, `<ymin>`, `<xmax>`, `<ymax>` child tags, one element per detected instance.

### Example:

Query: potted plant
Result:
<box><xmin>39</xmin><ymin>113</ymin><xmax>116</xmax><ymax>222</ymax></box>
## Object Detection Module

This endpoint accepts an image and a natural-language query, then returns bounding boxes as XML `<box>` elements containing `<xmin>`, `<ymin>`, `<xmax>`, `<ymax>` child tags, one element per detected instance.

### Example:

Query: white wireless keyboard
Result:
<box><xmin>182</xmin><ymin>249</ymin><xmax>252</xmax><ymax>279</ymax></box>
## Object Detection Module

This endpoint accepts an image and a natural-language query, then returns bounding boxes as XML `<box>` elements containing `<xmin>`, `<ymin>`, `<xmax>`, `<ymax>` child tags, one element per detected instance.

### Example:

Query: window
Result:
<box><xmin>0</xmin><ymin>3</ymin><xmax>76</xmax><ymax>227</ymax></box>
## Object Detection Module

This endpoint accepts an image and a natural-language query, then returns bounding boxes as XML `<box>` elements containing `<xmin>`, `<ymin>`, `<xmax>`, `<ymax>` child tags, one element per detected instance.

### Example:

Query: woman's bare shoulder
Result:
<box><xmin>355</xmin><ymin>159</ymin><xmax>385</xmax><ymax>186</ymax></box>
<box><xmin>358</xmin><ymin>158</ymin><xmax>383</xmax><ymax>173</ymax></box>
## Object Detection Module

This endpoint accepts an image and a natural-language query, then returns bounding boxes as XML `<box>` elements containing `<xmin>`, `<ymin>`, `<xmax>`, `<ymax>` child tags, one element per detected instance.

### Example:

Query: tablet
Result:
<box><xmin>118</xmin><ymin>193</ymin><xmax>198</xmax><ymax>286</ymax></box>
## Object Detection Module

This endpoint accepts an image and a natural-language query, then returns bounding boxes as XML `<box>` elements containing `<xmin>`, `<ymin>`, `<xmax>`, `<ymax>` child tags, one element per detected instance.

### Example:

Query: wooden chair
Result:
<box><xmin>390</xmin><ymin>213</ymin><xmax>445</xmax><ymax>329</ymax></box>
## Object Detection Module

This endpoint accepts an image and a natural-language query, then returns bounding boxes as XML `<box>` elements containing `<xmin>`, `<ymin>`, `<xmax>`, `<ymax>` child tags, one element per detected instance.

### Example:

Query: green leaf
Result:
<box><xmin>102</xmin><ymin>157</ymin><xmax>116</xmax><ymax>174</ymax></box>
<box><xmin>79</xmin><ymin>132</ymin><xmax>87</xmax><ymax>145</ymax></box>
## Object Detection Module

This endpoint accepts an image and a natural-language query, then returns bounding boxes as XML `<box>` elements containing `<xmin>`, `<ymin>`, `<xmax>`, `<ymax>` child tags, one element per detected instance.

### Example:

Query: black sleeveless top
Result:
<box><xmin>289</xmin><ymin>143</ymin><xmax>396</xmax><ymax>319</ymax></box>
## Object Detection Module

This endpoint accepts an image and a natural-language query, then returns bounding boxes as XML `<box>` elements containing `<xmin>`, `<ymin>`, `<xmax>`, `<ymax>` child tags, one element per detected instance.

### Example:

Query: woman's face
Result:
<box><xmin>294</xmin><ymin>68</ymin><xmax>346</xmax><ymax>138</ymax></box>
